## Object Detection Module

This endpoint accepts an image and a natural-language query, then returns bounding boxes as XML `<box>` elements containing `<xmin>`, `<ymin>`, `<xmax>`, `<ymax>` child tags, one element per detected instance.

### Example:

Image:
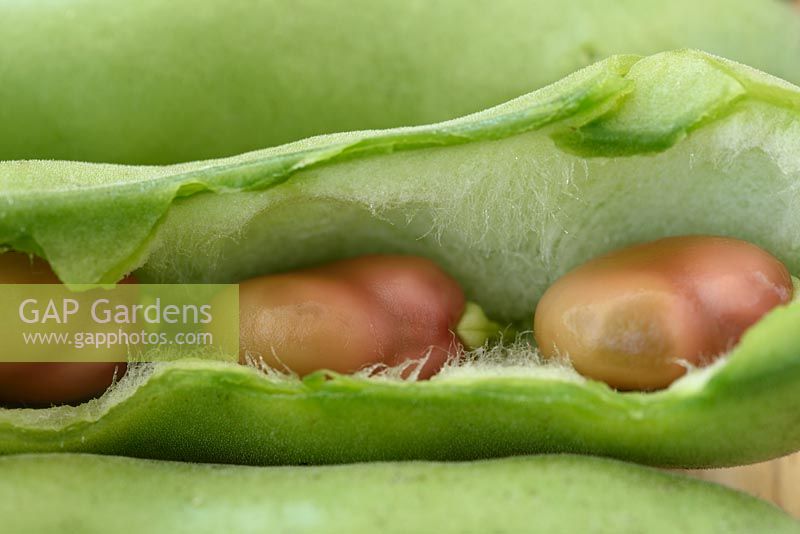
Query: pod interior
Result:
<box><xmin>1</xmin><ymin>50</ymin><xmax>800</xmax><ymax>467</ymax></box>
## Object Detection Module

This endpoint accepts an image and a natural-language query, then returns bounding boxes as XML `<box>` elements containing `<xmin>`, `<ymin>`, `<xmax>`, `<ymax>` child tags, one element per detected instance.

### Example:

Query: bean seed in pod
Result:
<box><xmin>238</xmin><ymin>255</ymin><xmax>466</xmax><ymax>378</ymax></box>
<box><xmin>533</xmin><ymin>236</ymin><xmax>794</xmax><ymax>390</ymax></box>
<box><xmin>0</xmin><ymin>253</ymin><xmax>129</xmax><ymax>406</ymax></box>
<box><xmin>0</xmin><ymin>253</ymin><xmax>468</xmax><ymax>404</ymax></box>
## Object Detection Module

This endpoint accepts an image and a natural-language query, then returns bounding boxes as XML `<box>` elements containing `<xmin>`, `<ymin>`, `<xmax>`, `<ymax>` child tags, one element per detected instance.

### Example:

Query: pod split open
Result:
<box><xmin>1</xmin><ymin>50</ymin><xmax>799</xmax><ymax>468</ymax></box>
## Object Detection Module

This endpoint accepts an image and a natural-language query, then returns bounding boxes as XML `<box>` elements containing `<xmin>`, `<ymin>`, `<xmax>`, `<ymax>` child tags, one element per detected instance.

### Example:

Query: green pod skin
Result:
<box><xmin>0</xmin><ymin>0</ymin><xmax>798</xmax><ymax>164</ymax></box>
<box><xmin>1</xmin><ymin>50</ymin><xmax>800</xmax><ymax>468</ymax></box>
<box><xmin>0</xmin><ymin>454</ymin><xmax>796</xmax><ymax>534</ymax></box>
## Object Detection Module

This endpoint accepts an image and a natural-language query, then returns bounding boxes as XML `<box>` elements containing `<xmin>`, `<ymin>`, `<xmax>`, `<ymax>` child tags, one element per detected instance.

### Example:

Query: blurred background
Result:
<box><xmin>685</xmin><ymin>453</ymin><xmax>800</xmax><ymax>517</ymax></box>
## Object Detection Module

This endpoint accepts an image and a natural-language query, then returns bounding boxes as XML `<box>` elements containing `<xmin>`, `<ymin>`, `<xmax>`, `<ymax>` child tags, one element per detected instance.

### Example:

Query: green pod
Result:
<box><xmin>1</xmin><ymin>50</ymin><xmax>800</xmax><ymax>468</ymax></box>
<box><xmin>0</xmin><ymin>0</ymin><xmax>798</xmax><ymax>164</ymax></box>
<box><xmin>0</xmin><ymin>454</ymin><xmax>796</xmax><ymax>534</ymax></box>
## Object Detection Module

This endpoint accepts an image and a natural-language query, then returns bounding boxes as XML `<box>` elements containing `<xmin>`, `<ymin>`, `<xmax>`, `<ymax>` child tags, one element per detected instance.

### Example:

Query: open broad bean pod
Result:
<box><xmin>3</xmin><ymin>48</ymin><xmax>800</xmax><ymax>469</ymax></box>
<box><xmin>2</xmin><ymin>0</ymin><xmax>800</xmax><ymax>531</ymax></box>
